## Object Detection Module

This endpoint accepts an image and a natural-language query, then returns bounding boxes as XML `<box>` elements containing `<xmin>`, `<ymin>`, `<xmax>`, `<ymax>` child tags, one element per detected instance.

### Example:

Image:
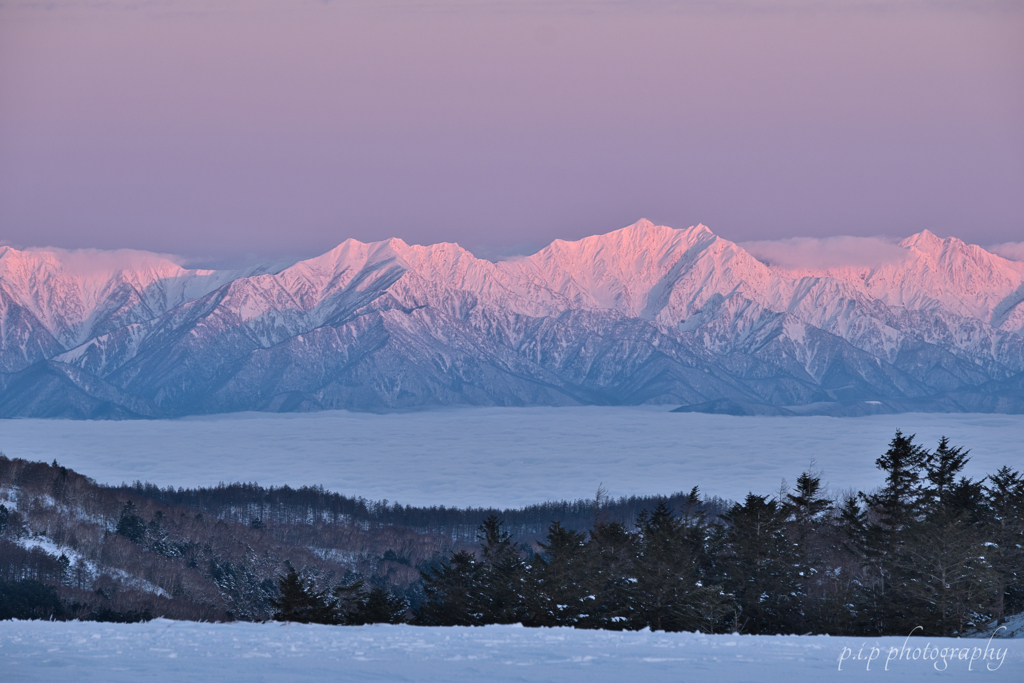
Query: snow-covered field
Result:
<box><xmin>0</xmin><ymin>620</ymin><xmax>1019</xmax><ymax>682</ymax></box>
<box><xmin>0</xmin><ymin>408</ymin><xmax>1020</xmax><ymax>507</ymax></box>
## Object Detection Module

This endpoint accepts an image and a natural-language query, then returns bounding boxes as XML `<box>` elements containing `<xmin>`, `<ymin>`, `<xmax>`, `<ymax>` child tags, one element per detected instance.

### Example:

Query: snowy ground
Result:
<box><xmin>0</xmin><ymin>620</ymin><xmax>1020</xmax><ymax>682</ymax></box>
<box><xmin>976</xmin><ymin>613</ymin><xmax>1024</xmax><ymax>640</ymax></box>
<box><xmin>0</xmin><ymin>408</ymin><xmax>1021</xmax><ymax>507</ymax></box>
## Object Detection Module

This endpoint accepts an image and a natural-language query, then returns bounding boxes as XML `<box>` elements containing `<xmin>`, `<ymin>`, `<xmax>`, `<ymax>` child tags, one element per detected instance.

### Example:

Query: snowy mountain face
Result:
<box><xmin>2</xmin><ymin>220</ymin><xmax>1023</xmax><ymax>418</ymax></box>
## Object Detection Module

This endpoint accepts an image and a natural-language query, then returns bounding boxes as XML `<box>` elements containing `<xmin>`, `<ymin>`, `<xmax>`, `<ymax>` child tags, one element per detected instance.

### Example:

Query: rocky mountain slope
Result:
<box><xmin>1</xmin><ymin>220</ymin><xmax>1022</xmax><ymax>417</ymax></box>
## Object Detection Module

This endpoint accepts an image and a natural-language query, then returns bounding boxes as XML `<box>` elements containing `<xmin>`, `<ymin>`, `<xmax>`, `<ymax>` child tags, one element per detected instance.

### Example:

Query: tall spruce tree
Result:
<box><xmin>415</xmin><ymin>550</ymin><xmax>484</xmax><ymax>626</ymax></box>
<box><xmin>862</xmin><ymin>430</ymin><xmax>928</xmax><ymax>529</ymax></box>
<box><xmin>476</xmin><ymin>515</ymin><xmax>528</xmax><ymax>624</ymax></box>
<box><xmin>922</xmin><ymin>436</ymin><xmax>976</xmax><ymax>520</ymax></box>
<box><xmin>580</xmin><ymin>521</ymin><xmax>637</xmax><ymax>630</ymax></box>
<box><xmin>632</xmin><ymin>503</ymin><xmax>699</xmax><ymax>632</ymax></box>
<box><xmin>783</xmin><ymin>470</ymin><xmax>835</xmax><ymax>633</ymax></box>
<box><xmin>721</xmin><ymin>494</ymin><xmax>799</xmax><ymax>634</ymax></box>
<box><xmin>270</xmin><ymin>562</ymin><xmax>344</xmax><ymax>624</ymax></box>
<box><xmin>924</xmin><ymin>438</ymin><xmax>968</xmax><ymax>502</ymax></box>
<box><xmin>856</xmin><ymin>431</ymin><xmax>929</xmax><ymax>633</ymax></box>
<box><xmin>115</xmin><ymin>501</ymin><xmax>147</xmax><ymax>544</ymax></box>
<box><xmin>530</xmin><ymin>522</ymin><xmax>590</xmax><ymax>627</ymax></box>
<box><xmin>984</xmin><ymin>467</ymin><xmax>1024</xmax><ymax>624</ymax></box>
<box><xmin>786</xmin><ymin>471</ymin><xmax>832</xmax><ymax>536</ymax></box>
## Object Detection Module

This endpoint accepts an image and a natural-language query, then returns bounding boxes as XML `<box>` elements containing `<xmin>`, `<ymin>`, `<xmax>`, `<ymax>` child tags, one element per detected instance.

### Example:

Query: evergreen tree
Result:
<box><xmin>415</xmin><ymin>550</ymin><xmax>484</xmax><ymax>626</ymax></box>
<box><xmin>580</xmin><ymin>521</ymin><xmax>636</xmax><ymax>630</ymax></box>
<box><xmin>270</xmin><ymin>562</ymin><xmax>345</xmax><ymax>624</ymax></box>
<box><xmin>922</xmin><ymin>437</ymin><xmax>974</xmax><ymax>519</ymax></box>
<box><xmin>861</xmin><ymin>430</ymin><xmax>928</xmax><ymax>529</ymax></box>
<box><xmin>984</xmin><ymin>467</ymin><xmax>1024</xmax><ymax>624</ymax></box>
<box><xmin>687</xmin><ymin>582</ymin><xmax>733</xmax><ymax>634</ymax></box>
<box><xmin>631</xmin><ymin>503</ymin><xmax>699</xmax><ymax>632</ymax></box>
<box><xmin>352</xmin><ymin>587</ymin><xmax>408</xmax><ymax>624</ymax></box>
<box><xmin>857</xmin><ymin>432</ymin><xmax>930</xmax><ymax>633</ymax></box>
<box><xmin>475</xmin><ymin>515</ymin><xmax>528</xmax><ymax>624</ymax></box>
<box><xmin>893</xmin><ymin>517</ymin><xmax>995</xmax><ymax>635</ymax></box>
<box><xmin>782</xmin><ymin>471</ymin><xmax>835</xmax><ymax>633</ymax></box>
<box><xmin>786</xmin><ymin>471</ymin><xmax>832</xmax><ymax>536</ymax></box>
<box><xmin>721</xmin><ymin>494</ymin><xmax>799</xmax><ymax>634</ymax></box>
<box><xmin>115</xmin><ymin>501</ymin><xmax>147</xmax><ymax>544</ymax></box>
<box><xmin>530</xmin><ymin>521</ymin><xmax>590</xmax><ymax>626</ymax></box>
<box><xmin>331</xmin><ymin>579</ymin><xmax>367</xmax><ymax>624</ymax></box>
<box><xmin>810</xmin><ymin>493</ymin><xmax>872</xmax><ymax>635</ymax></box>
<box><xmin>837</xmin><ymin>493</ymin><xmax>868</xmax><ymax>556</ymax></box>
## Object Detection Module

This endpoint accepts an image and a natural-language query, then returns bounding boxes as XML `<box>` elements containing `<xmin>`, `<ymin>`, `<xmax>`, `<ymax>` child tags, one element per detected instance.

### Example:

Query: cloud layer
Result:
<box><xmin>20</xmin><ymin>247</ymin><xmax>185</xmax><ymax>277</ymax></box>
<box><xmin>0</xmin><ymin>407</ymin><xmax>1017</xmax><ymax>507</ymax></box>
<box><xmin>739</xmin><ymin>236</ymin><xmax>908</xmax><ymax>270</ymax></box>
<box><xmin>990</xmin><ymin>242</ymin><xmax>1024</xmax><ymax>262</ymax></box>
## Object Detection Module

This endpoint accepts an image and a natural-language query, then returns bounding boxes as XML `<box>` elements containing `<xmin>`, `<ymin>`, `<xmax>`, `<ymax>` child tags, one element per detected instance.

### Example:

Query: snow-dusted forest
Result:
<box><xmin>1</xmin><ymin>428</ymin><xmax>1021</xmax><ymax>643</ymax></box>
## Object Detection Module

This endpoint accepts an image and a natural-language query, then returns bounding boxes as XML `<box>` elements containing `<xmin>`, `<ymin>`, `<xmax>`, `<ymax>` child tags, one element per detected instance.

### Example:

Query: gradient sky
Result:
<box><xmin>0</xmin><ymin>0</ymin><xmax>1021</xmax><ymax>263</ymax></box>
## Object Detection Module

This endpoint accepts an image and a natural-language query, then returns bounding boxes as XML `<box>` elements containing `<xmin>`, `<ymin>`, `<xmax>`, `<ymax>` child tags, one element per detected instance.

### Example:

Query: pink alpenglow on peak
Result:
<box><xmin>1</xmin><ymin>220</ymin><xmax>1023</xmax><ymax>418</ymax></box>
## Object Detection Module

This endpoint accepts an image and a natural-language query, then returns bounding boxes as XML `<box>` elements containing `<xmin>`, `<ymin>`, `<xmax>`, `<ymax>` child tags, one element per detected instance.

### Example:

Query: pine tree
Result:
<box><xmin>580</xmin><ymin>521</ymin><xmax>636</xmax><ymax>630</ymax></box>
<box><xmin>269</xmin><ymin>562</ymin><xmax>344</xmax><ymax>624</ymax></box>
<box><xmin>922</xmin><ymin>436</ymin><xmax>974</xmax><ymax>519</ymax></box>
<box><xmin>984</xmin><ymin>467</ymin><xmax>1024</xmax><ymax>624</ymax></box>
<box><xmin>115</xmin><ymin>501</ymin><xmax>147</xmax><ymax>544</ymax></box>
<box><xmin>476</xmin><ymin>515</ymin><xmax>528</xmax><ymax>624</ymax></box>
<box><xmin>632</xmin><ymin>503</ymin><xmax>699</xmax><ymax>632</ymax></box>
<box><xmin>688</xmin><ymin>582</ymin><xmax>733</xmax><ymax>634</ymax></box>
<box><xmin>861</xmin><ymin>430</ymin><xmax>928</xmax><ymax>529</ymax></box>
<box><xmin>721</xmin><ymin>494</ymin><xmax>799</xmax><ymax>634</ymax></box>
<box><xmin>837</xmin><ymin>493</ymin><xmax>868</xmax><ymax>556</ymax></box>
<box><xmin>893</xmin><ymin>517</ymin><xmax>995</xmax><ymax>635</ymax></box>
<box><xmin>783</xmin><ymin>470</ymin><xmax>834</xmax><ymax>633</ymax></box>
<box><xmin>857</xmin><ymin>431</ymin><xmax>930</xmax><ymax>633</ymax></box>
<box><xmin>786</xmin><ymin>471</ymin><xmax>832</xmax><ymax>535</ymax></box>
<box><xmin>352</xmin><ymin>587</ymin><xmax>408</xmax><ymax>624</ymax></box>
<box><xmin>415</xmin><ymin>550</ymin><xmax>484</xmax><ymax>626</ymax></box>
<box><xmin>530</xmin><ymin>521</ymin><xmax>590</xmax><ymax>626</ymax></box>
<box><xmin>331</xmin><ymin>579</ymin><xmax>367</xmax><ymax>624</ymax></box>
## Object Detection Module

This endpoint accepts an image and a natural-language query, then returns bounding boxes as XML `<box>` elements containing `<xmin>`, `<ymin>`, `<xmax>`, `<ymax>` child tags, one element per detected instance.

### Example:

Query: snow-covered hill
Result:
<box><xmin>1</xmin><ymin>220</ymin><xmax>1022</xmax><ymax>417</ymax></box>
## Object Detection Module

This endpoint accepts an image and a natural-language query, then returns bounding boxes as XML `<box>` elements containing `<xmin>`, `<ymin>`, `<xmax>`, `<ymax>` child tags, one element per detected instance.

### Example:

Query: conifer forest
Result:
<box><xmin>1</xmin><ymin>431</ymin><xmax>1021</xmax><ymax>637</ymax></box>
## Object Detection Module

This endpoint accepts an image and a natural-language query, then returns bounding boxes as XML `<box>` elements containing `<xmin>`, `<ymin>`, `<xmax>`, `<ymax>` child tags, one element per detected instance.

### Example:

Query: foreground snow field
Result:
<box><xmin>1</xmin><ymin>620</ymin><xmax>1020</xmax><ymax>683</ymax></box>
<box><xmin>0</xmin><ymin>408</ymin><xmax>1021</xmax><ymax>507</ymax></box>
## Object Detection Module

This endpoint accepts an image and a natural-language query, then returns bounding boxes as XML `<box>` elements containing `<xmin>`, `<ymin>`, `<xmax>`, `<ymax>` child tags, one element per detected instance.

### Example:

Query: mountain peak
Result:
<box><xmin>5</xmin><ymin>222</ymin><xmax>1024</xmax><ymax>417</ymax></box>
<box><xmin>900</xmin><ymin>229</ymin><xmax>944</xmax><ymax>253</ymax></box>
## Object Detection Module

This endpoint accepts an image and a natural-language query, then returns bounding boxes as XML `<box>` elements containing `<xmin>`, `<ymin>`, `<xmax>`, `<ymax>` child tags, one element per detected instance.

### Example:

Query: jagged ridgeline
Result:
<box><xmin>1</xmin><ymin>221</ymin><xmax>1023</xmax><ymax>418</ymax></box>
<box><xmin>1</xmin><ymin>433</ymin><xmax>1022</xmax><ymax>636</ymax></box>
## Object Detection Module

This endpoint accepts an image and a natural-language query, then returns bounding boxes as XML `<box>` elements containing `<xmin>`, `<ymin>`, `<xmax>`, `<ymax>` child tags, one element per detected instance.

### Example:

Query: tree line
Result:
<box><xmin>1</xmin><ymin>431</ymin><xmax>1022</xmax><ymax>636</ymax></box>
<box><xmin>406</xmin><ymin>431</ymin><xmax>1022</xmax><ymax>636</ymax></box>
<box><xmin>113</xmin><ymin>480</ymin><xmax>731</xmax><ymax>546</ymax></box>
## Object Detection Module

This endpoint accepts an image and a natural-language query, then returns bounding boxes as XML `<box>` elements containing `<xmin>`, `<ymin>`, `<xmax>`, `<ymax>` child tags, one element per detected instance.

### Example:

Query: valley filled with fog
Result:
<box><xmin>1</xmin><ymin>407</ymin><xmax>1019</xmax><ymax>507</ymax></box>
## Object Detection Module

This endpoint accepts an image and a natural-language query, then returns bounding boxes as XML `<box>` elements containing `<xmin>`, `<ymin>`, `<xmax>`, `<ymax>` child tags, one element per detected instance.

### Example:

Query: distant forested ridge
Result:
<box><xmin>1</xmin><ymin>431</ymin><xmax>1021</xmax><ymax>637</ymax></box>
<box><xmin>114</xmin><ymin>479</ymin><xmax>730</xmax><ymax>546</ymax></box>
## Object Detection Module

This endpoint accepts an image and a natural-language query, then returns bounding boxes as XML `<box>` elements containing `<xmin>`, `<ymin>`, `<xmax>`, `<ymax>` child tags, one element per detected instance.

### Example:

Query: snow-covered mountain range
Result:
<box><xmin>2</xmin><ymin>220</ymin><xmax>1023</xmax><ymax>418</ymax></box>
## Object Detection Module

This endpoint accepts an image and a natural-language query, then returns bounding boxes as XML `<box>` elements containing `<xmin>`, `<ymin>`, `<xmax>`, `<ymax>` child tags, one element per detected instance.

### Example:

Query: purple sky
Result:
<box><xmin>0</xmin><ymin>0</ymin><xmax>1021</xmax><ymax>264</ymax></box>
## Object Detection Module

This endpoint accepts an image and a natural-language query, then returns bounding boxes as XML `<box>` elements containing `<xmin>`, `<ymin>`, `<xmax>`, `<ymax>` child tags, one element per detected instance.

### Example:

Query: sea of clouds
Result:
<box><xmin>0</xmin><ymin>407</ymin><xmax>1020</xmax><ymax>508</ymax></box>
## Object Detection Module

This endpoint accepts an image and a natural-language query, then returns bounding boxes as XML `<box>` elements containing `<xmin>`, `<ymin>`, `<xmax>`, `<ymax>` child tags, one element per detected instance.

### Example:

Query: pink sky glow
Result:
<box><xmin>0</xmin><ymin>0</ymin><xmax>1021</xmax><ymax>264</ymax></box>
